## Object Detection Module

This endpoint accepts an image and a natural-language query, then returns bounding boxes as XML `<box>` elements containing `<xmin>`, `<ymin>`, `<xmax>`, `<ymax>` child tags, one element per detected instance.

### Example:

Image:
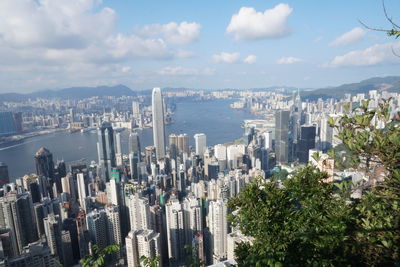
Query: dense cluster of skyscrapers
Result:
<box><xmin>0</xmin><ymin>86</ymin><xmax>399</xmax><ymax>267</ymax></box>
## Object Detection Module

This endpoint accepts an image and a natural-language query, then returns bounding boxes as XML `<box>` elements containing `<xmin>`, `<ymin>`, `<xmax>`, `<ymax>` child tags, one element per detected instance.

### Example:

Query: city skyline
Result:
<box><xmin>0</xmin><ymin>87</ymin><xmax>398</xmax><ymax>266</ymax></box>
<box><xmin>0</xmin><ymin>1</ymin><xmax>400</xmax><ymax>93</ymax></box>
<box><xmin>0</xmin><ymin>1</ymin><xmax>399</xmax><ymax>266</ymax></box>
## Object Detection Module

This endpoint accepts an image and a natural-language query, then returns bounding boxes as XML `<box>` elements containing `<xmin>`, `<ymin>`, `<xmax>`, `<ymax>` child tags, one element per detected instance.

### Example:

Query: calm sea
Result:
<box><xmin>0</xmin><ymin>99</ymin><xmax>259</xmax><ymax>179</ymax></box>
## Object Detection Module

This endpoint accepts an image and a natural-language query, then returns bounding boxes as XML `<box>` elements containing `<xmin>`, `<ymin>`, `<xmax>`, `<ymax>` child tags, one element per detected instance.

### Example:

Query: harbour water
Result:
<box><xmin>0</xmin><ymin>99</ymin><xmax>260</xmax><ymax>179</ymax></box>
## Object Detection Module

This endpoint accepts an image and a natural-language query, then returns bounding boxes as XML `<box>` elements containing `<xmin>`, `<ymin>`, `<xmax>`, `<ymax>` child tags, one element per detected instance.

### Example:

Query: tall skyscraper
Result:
<box><xmin>105</xmin><ymin>205</ymin><xmax>122</xmax><ymax>250</ymax></box>
<box><xmin>152</xmin><ymin>87</ymin><xmax>166</xmax><ymax>161</ymax></box>
<box><xmin>12</xmin><ymin>112</ymin><xmax>23</xmax><ymax>134</ymax></box>
<box><xmin>214</xmin><ymin>144</ymin><xmax>227</xmax><ymax>171</ymax></box>
<box><xmin>69</xmin><ymin>108</ymin><xmax>75</xmax><ymax>123</ymax></box>
<box><xmin>129</xmin><ymin>131</ymin><xmax>142</xmax><ymax>181</ymax></box>
<box><xmin>0</xmin><ymin>162</ymin><xmax>9</xmax><ymax>186</ymax></box>
<box><xmin>298</xmin><ymin>125</ymin><xmax>316</xmax><ymax>163</ymax></box>
<box><xmin>43</xmin><ymin>214</ymin><xmax>62</xmax><ymax>259</ymax></box>
<box><xmin>0</xmin><ymin>112</ymin><xmax>16</xmax><ymax>136</ymax></box>
<box><xmin>275</xmin><ymin>110</ymin><xmax>290</xmax><ymax>164</ymax></box>
<box><xmin>169</xmin><ymin>134</ymin><xmax>178</xmax><ymax>159</ymax></box>
<box><xmin>33</xmin><ymin>202</ymin><xmax>48</xmax><ymax>238</ymax></box>
<box><xmin>165</xmin><ymin>196</ymin><xmax>185</xmax><ymax>262</ymax></box>
<box><xmin>128</xmin><ymin>194</ymin><xmax>150</xmax><ymax>232</ymax></box>
<box><xmin>126</xmin><ymin>230</ymin><xmax>160</xmax><ymax>267</ymax></box>
<box><xmin>132</xmin><ymin>101</ymin><xmax>140</xmax><ymax>119</ymax></box>
<box><xmin>129</xmin><ymin>131</ymin><xmax>141</xmax><ymax>158</ymax></box>
<box><xmin>183</xmin><ymin>195</ymin><xmax>203</xmax><ymax>247</ymax></box>
<box><xmin>87</xmin><ymin>209</ymin><xmax>108</xmax><ymax>250</ymax></box>
<box><xmin>115</xmin><ymin>132</ymin><xmax>122</xmax><ymax>155</ymax></box>
<box><xmin>77</xmin><ymin>173</ymin><xmax>87</xmax><ymax>211</ymax></box>
<box><xmin>0</xmin><ymin>192</ymin><xmax>38</xmax><ymax>254</ymax></box>
<box><xmin>208</xmin><ymin>199</ymin><xmax>228</xmax><ymax>263</ymax></box>
<box><xmin>35</xmin><ymin>147</ymin><xmax>55</xmax><ymax>193</ymax></box>
<box><xmin>194</xmin><ymin>133</ymin><xmax>207</xmax><ymax>157</ymax></box>
<box><xmin>319</xmin><ymin>116</ymin><xmax>334</xmax><ymax>151</ymax></box>
<box><xmin>178</xmin><ymin>134</ymin><xmax>190</xmax><ymax>156</ymax></box>
<box><xmin>97</xmin><ymin>122</ymin><xmax>116</xmax><ymax>182</ymax></box>
<box><xmin>263</xmin><ymin>131</ymin><xmax>272</xmax><ymax>150</ymax></box>
<box><xmin>75</xmin><ymin>211</ymin><xmax>89</xmax><ymax>259</ymax></box>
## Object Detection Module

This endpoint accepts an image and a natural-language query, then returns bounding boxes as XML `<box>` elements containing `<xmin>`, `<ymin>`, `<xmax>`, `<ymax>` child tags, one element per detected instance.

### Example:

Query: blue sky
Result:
<box><xmin>0</xmin><ymin>0</ymin><xmax>399</xmax><ymax>93</ymax></box>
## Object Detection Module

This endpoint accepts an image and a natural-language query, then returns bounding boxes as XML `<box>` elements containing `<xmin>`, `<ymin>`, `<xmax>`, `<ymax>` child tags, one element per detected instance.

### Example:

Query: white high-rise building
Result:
<box><xmin>165</xmin><ymin>196</ymin><xmax>185</xmax><ymax>261</ymax></box>
<box><xmin>115</xmin><ymin>132</ymin><xmax>122</xmax><ymax>155</ymax></box>
<box><xmin>214</xmin><ymin>144</ymin><xmax>227</xmax><ymax>171</ymax></box>
<box><xmin>106</xmin><ymin>205</ymin><xmax>122</xmax><ymax>248</ymax></box>
<box><xmin>183</xmin><ymin>195</ymin><xmax>202</xmax><ymax>247</ymax></box>
<box><xmin>126</xmin><ymin>230</ymin><xmax>160</xmax><ymax>267</ymax></box>
<box><xmin>115</xmin><ymin>132</ymin><xmax>123</xmax><ymax>166</ymax></box>
<box><xmin>177</xmin><ymin>134</ymin><xmax>190</xmax><ymax>156</ymax></box>
<box><xmin>128</xmin><ymin>194</ymin><xmax>150</xmax><ymax>231</ymax></box>
<box><xmin>43</xmin><ymin>214</ymin><xmax>61</xmax><ymax>256</ymax></box>
<box><xmin>194</xmin><ymin>133</ymin><xmax>206</xmax><ymax>157</ymax></box>
<box><xmin>227</xmin><ymin>144</ymin><xmax>245</xmax><ymax>169</ymax></box>
<box><xmin>77</xmin><ymin>173</ymin><xmax>87</xmax><ymax>211</ymax></box>
<box><xmin>263</xmin><ymin>131</ymin><xmax>272</xmax><ymax>150</ymax></box>
<box><xmin>86</xmin><ymin>209</ymin><xmax>108</xmax><ymax>250</ymax></box>
<box><xmin>106</xmin><ymin>179</ymin><xmax>119</xmax><ymax>206</ymax></box>
<box><xmin>152</xmin><ymin>87</ymin><xmax>166</xmax><ymax>161</ymax></box>
<box><xmin>132</xmin><ymin>101</ymin><xmax>140</xmax><ymax>119</ymax></box>
<box><xmin>227</xmin><ymin>231</ymin><xmax>253</xmax><ymax>261</ymax></box>
<box><xmin>208</xmin><ymin>199</ymin><xmax>228</xmax><ymax>263</ymax></box>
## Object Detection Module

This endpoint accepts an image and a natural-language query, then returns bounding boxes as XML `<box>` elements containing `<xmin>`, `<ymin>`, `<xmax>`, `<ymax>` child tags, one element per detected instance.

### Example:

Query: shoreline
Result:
<box><xmin>0</xmin><ymin>128</ymin><xmax>66</xmax><ymax>148</ymax></box>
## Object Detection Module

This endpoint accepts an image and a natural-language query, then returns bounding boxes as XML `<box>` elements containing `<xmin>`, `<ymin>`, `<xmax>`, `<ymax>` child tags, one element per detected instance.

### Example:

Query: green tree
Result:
<box><xmin>270</xmin><ymin>168</ymin><xmax>289</xmax><ymax>182</ymax></box>
<box><xmin>331</xmin><ymin>98</ymin><xmax>400</xmax><ymax>265</ymax></box>
<box><xmin>80</xmin><ymin>244</ymin><xmax>120</xmax><ymax>267</ymax></box>
<box><xmin>228</xmin><ymin>166</ymin><xmax>356</xmax><ymax>266</ymax></box>
<box><xmin>228</xmin><ymin>99</ymin><xmax>400</xmax><ymax>266</ymax></box>
<box><xmin>182</xmin><ymin>244</ymin><xmax>204</xmax><ymax>267</ymax></box>
<box><xmin>140</xmin><ymin>255</ymin><xmax>160</xmax><ymax>267</ymax></box>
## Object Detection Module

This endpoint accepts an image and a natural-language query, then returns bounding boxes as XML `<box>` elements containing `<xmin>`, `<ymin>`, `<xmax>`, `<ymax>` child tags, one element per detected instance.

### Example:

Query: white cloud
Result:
<box><xmin>226</xmin><ymin>4</ymin><xmax>292</xmax><ymax>41</ymax></box>
<box><xmin>0</xmin><ymin>0</ymin><xmax>202</xmax><ymax>92</ymax></box>
<box><xmin>327</xmin><ymin>42</ymin><xmax>400</xmax><ymax>67</ymax></box>
<box><xmin>157</xmin><ymin>66</ymin><xmax>216</xmax><ymax>76</ymax></box>
<box><xmin>0</xmin><ymin>0</ymin><xmax>115</xmax><ymax>49</ymax></box>
<box><xmin>213</xmin><ymin>52</ymin><xmax>240</xmax><ymax>63</ymax></box>
<box><xmin>0</xmin><ymin>0</ymin><xmax>198</xmax><ymax>65</ymax></box>
<box><xmin>330</xmin><ymin>27</ymin><xmax>366</xmax><ymax>46</ymax></box>
<box><xmin>244</xmin><ymin>55</ymin><xmax>257</xmax><ymax>64</ymax></box>
<box><xmin>158</xmin><ymin>66</ymin><xmax>198</xmax><ymax>76</ymax></box>
<box><xmin>136</xmin><ymin>22</ymin><xmax>201</xmax><ymax>45</ymax></box>
<box><xmin>277</xmin><ymin>56</ymin><xmax>303</xmax><ymax>64</ymax></box>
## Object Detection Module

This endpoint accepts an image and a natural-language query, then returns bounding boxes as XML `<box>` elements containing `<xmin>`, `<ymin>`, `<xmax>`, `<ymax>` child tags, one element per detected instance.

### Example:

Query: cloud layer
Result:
<box><xmin>330</xmin><ymin>27</ymin><xmax>365</xmax><ymax>46</ymax></box>
<box><xmin>244</xmin><ymin>55</ymin><xmax>257</xmax><ymax>64</ymax></box>
<box><xmin>226</xmin><ymin>4</ymin><xmax>292</xmax><ymax>41</ymax></box>
<box><xmin>0</xmin><ymin>1</ymin><xmax>200</xmax><ymax>64</ymax></box>
<box><xmin>213</xmin><ymin>52</ymin><xmax>241</xmax><ymax>63</ymax></box>
<box><xmin>135</xmin><ymin>22</ymin><xmax>201</xmax><ymax>45</ymax></box>
<box><xmin>277</xmin><ymin>56</ymin><xmax>303</xmax><ymax>64</ymax></box>
<box><xmin>328</xmin><ymin>42</ymin><xmax>400</xmax><ymax>67</ymax></box>
<box><xmin>0</xmin><ymin>0</ymin><xmax>202</xmax><ymax>91</ymax></box>
<box><xmin>157</xmin><ymin>66</ymin><xmax>215</xmax><ymax>76</ymax></box>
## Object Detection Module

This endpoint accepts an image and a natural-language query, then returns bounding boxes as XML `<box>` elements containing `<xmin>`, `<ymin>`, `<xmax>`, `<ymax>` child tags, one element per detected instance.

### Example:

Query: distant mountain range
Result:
<box><xmin>0</xmin><ymin>76</ymin><xmax>399</xmax><ymax>102</ymax></box>
<box><xmin>301</xmin><ymin>76</ymin><xmax>400</xmax><ymax>101</ymax></box>
<box><xmin>0</xmin><ymin>85</ymin><xmax>135</xmax><ymax>101</ymax></box>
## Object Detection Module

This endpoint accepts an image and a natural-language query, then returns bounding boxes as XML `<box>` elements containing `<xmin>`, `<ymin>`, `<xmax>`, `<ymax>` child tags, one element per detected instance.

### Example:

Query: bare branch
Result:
<box><xmin>383</xmin><ymin>0</ymin><xmax>400</xmax><ymax>29</ymax></box>
<box><xmin>358</xmin><ymin>19</ymin><xmax>389</xmax><ymax>32</ymax></box>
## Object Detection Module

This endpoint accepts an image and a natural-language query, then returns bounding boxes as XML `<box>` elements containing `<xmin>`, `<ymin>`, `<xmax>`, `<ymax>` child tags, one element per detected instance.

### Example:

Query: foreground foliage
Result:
<box><xmin>228</xmin><ymin>99</ymin><xmax>400</xmax><ymax>266</ymax></box>
<box><xmin>80</xmin><ymin>244</ymin><xmax>120</xmax><ymax>267</ymax></box>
